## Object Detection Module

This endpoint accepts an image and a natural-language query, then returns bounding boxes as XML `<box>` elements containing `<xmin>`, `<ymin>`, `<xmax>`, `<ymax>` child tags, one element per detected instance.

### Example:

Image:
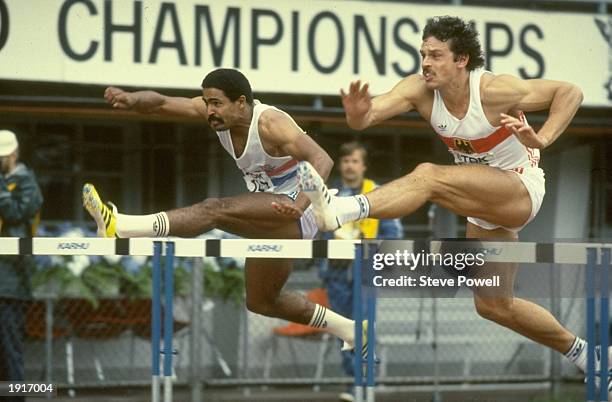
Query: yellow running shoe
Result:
<box><xmin>82</xmin><ymin>183</ymin><xmax>117</xmax><ymax>238</ymax></box>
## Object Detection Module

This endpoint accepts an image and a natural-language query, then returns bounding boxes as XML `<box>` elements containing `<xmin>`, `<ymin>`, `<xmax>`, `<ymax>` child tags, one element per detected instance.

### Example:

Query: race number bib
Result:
<box><xmin>243</xmin><ymin>171</ymin><xmax>273</xmax><ymax>192</ymax></box>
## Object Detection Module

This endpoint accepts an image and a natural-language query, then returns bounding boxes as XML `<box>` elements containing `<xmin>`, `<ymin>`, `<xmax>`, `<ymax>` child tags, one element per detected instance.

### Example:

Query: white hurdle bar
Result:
<box><xmin>0</xmin><ymin>237</ymin><xmax>609</xmax><ymax>264</ymax></box>
<box><xmin>2</xmin><ymin>237</ymin><xmax>612</xmax><ymax>402</ymax></box>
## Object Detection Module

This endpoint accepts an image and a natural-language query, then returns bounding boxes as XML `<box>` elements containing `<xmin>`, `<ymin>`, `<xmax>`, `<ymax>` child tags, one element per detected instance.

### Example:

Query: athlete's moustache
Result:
<box><xmin>208</xmin><ymin>116</ymin><xmax>224</xmax><ymax>124</ymax></box>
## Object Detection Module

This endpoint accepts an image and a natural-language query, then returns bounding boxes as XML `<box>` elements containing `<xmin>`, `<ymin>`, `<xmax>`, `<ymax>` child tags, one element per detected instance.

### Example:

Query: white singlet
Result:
<box><xmin>431</xmin><ymin>68</ymin><xmax>540</xmax><ymax>170</ymax></box>
<box><xmin>430</xmin><ymin>68</ymin><xmax>545</xmax><ymax>231</ymax></box>
<box><xmin>216</xmin><ymin>101</ymin><xmax>317</xmax><ymax>239</ymax></box>
<box><xmin>217</xmin><ymin>101</ymin><xmax>300</xmax><ymax>198</ymax></box>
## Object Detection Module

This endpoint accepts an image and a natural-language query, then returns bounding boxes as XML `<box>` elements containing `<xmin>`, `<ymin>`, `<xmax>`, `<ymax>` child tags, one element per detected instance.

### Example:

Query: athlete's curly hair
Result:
<box><xmin>422</xmin><ymin>16</ymin><xmax>485</xmax><ymax>71</ymax></box>
<box><xmin>201</xmin><ymin>68</ymin><xmax>253</xmax><ymax>105</ymax></box>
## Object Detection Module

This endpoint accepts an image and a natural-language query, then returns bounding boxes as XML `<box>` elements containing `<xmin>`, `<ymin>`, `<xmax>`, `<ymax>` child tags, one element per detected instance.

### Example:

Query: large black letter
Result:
<box><xmin>58</xmin><ymin>0</ymin><xmax>98</xmax><ymax>61</ymax></box>
<box><xmin>149</xmin><ymin>3</ymin><xmax>187</xmax><ymax>65</ymax></box>
<box><xmin>308</xmin><ymin>12</ymin><xmax>344</xmax><ymax>74</ymax></box>
<box><xmin>354</xmin><ymin>15</ymin><xmax>386</xmax><ymax>75</ymax></box>
<box><xmin>0</xmin><ymin>0</ymin><xmax>8</xmax><ymax>52</ymax></box>
<box><xmin>104</xmin><ymin>0</ymin><xmax>142</xmax><ymax>62</ymax></box>
<box><xmin>195</xmin><ymin>5</ymin><xmax>240</xmax><ymax>67</ymax></box>
<box><xmin>250</xmin><ymin>9</ymin><xmax>283</xmax><ymax>69</ymax></box>
<box><xmin>485</xmin><ymin>22</ymin><xmax>513</xmax><ymax>71</ymax></box>
<box><xmin>392</xmin><ymin>18</ymin><xmax>420</xmax><ymax>76</ymax></box>
<box><xmin>291</xmin><ymin>11</ymin><xmax>299</xmax><ymax>71</ymax></box>
<box><xmin>519</xmin><ymin>24</ymin><xmax>544</xmax><ymax>79</ymax></box>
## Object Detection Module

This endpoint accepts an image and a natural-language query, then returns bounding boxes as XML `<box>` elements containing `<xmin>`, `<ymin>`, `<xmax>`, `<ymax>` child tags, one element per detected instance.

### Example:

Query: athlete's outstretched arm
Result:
<box><xmin>260</xmin><ymin>110</ymin><xmax>333</xmax><ymax>213</ymax></box>
<box><xmin>341</xmin><ymin>75</ymin><xmax>426</xmax><ymax>130</ymax></box>
<box><xmin>260</xmin><ymin>110</ymin><xmax>333</xmax><ymax>182</ymax></box>
<box><xmin>486</xmin><ymin>75</ymin><xmax>583</xmax><ymax>149</ymax></box>
<box><xmin>104</xmin><ymin>87</ymin><xmax>205</xmax><ymax>118</ymax></box>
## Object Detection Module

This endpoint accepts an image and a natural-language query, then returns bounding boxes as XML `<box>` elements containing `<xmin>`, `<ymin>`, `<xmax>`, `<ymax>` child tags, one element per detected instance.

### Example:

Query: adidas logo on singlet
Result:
<box><xmin>437</xmin><ymin>123</ymin><xmax>447</xmax><ymax>131</ymax></box>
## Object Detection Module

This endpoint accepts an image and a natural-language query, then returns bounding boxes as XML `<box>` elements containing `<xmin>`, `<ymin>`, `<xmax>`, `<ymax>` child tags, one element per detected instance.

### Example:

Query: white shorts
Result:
<box><xmin>467</xmin><ymin>167</ymin><xmax>545</xmax><ymax>233</ymax></box>
<box><xmin>278</xmin><ymin>191</ymin><xmax>318</xmax><ymax>239</ymax></box>
<box><xmin>299</xmin><ymin>205</ymin><xmax>318</xmax><ymax>239</ymax></box>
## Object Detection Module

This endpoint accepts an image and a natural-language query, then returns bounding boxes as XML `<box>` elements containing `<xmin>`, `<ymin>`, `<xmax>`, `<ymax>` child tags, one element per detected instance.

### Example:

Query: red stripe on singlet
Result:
<box><xmin>438</xmin><ymin>126</ymin><xmax>513</xmax><ymax>153</ymax></box>
<box><xmin>266</xmin><ymin>158</ymin><xmax>298</xmax><ymax>176</ymax></box>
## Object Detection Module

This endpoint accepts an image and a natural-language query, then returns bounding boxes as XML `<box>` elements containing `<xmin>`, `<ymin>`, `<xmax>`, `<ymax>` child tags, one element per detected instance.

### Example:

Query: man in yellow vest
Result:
<box><xmin>321</xmin><ymin>142</ymin><xmax>402</xmax><ymax>402</ymax></box>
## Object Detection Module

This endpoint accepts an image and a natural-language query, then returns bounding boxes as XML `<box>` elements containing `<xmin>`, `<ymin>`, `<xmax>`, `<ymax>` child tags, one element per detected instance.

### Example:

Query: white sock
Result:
<box><xmin>565</xmin><ymin>336</ymin><xmax>587</xmax><ymax>372</ymax></box>
<box><xmin>308</xmin><ymin>304</ymin><xmax>354</xmax><ymax>344</ymax></box>
<box><xmin>116</xmin><ymin>212</ymin><xmax>170</xmax><ymax>238</ymax></box>
<box><xmin>335</xmin><ymin>194</ymin><xmax>370</xmax><ymax>225</ymax></box>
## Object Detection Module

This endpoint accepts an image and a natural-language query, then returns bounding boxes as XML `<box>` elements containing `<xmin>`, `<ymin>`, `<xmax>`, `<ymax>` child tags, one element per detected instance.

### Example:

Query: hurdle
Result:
<box><xmin>151</xmin><ymin>242</ymin><xmax>162</xmax><ymax>402</ymax></box>
<box><xmin>151</xmin><ymin>241</ymin><xmax>176</xmax><ymax>402</ymax></box>
<box><xmin>0</xmin><ymin>237</ymin><xmax>610</xmax><ymax>401</ymax></box>
<box><xmin>353</xmin><ymin>243</ymin><xmax>379</xmax><ymax>402</ymax></box>
<box><xmin>586</xmin><ymin>247</ymin><xmax>612</xmax><ymax>402</ymax></box>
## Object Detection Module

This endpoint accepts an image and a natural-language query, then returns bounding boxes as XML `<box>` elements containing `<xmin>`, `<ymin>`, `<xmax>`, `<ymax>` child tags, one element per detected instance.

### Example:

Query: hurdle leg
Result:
<box><xmin>152</xmin><ymin>242</ymin><xmax>163</xmax><ymax>402</ymax></box>
<box><xmin>586</xmin><ymin>247</ymin><xmax>597</xmax><ymax>402</ymax></box>
<box><xmin>354</xmin><ymin>244</ymin><xmax>364</xmax><ymax>402</ymax></box>
<box><xmin>432</xmin><ymin>293</ymin><xmax>442</xmax><ymax>402</ymax></box>
<box><xmin>365</xmin><ymin>285</ymin><xmax>377</xmax><ymax>402</ymax></box>
<box><xmin>189</xmin><ymin>256</ymin><xmax>204</xmax><ymax>402</ymax></box>
<box><xmin>164</xmin><ymin>242</ymin><xmax>176</xmax><ymax>402</ymax></box>
<box><xmin>599</xmin><ymin>248</ymin><xmax>610</xmax><ymax>402</ymax></box>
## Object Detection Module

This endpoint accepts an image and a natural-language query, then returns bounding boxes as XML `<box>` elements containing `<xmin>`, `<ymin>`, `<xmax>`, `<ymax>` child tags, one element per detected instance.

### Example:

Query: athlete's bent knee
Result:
<box><xmin>412</xmin><ymin>162</ymin><xmax>439</xmax><ymax>177</ymax></box>
<box><xmin>198</xmin><ymin>197</ymin><xmax>222</xmax><ymax>222</ymax></box>
<box><xmin>246</xmin><ymin>296</ymin><xmax>277</xmax><ymax>317</ymax></box>
<box><xmin>405</xmin><ymin>162</ymin><xmax>441</xmax><ymax>198</ymax></box>
<box><xmin>475</xmin><ymin>297</ymin><xmax>514</xmax><ymax>324</ymax></box>
<box><xmin>200</xmin><ymin>197</ymin><xmax>222</xmax><ymax>210</ymax></box>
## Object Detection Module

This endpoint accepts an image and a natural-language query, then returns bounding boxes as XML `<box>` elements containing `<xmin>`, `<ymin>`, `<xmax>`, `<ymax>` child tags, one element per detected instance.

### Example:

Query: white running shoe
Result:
<box><xmin>297</xmin><ymin>161</ymin><xmax>341</xmax><ymax>231</ymax></box>
<box><xmin>339</xmin><ymin>387</ymin><xmax>355</xmax><ymax>402</ymax></box>
<box><xmin>342</xmin><ymin>320</ymin><xmax>369</xmax><ymax>359</ymax></box>
<box><xmin>586</xmin><ymin>345</ymin><xmax>612</xmax><ymax>399</ymax></box>
<box><xmin>341</xmin><ymin>321</ymin><xmax>379</xmax><ymax>365</ymax></box>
